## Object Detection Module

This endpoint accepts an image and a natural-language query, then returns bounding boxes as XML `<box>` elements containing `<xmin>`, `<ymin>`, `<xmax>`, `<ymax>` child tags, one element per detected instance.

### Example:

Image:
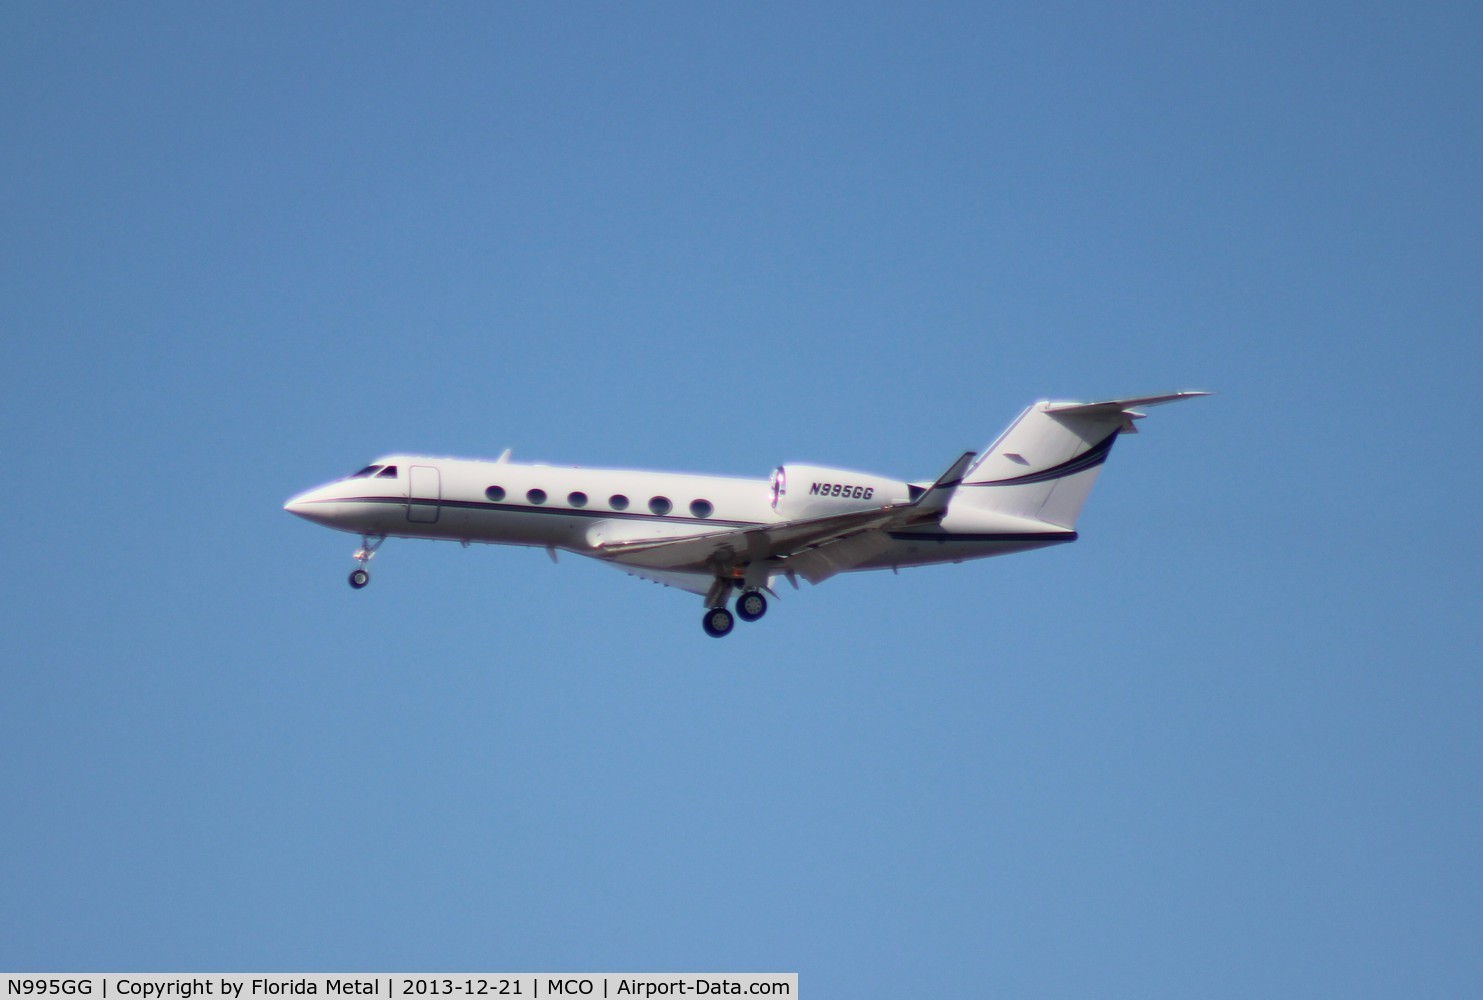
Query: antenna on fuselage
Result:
<box><xmin>496</xmin><ymin>448</ymin><xmax>512</xmax><ymax>463</ymax></box>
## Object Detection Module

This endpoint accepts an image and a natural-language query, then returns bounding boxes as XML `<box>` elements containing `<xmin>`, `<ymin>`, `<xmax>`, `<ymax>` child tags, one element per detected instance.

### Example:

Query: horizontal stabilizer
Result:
<box><xmin>1042</xmin><ymin>391</ymin><xmax>1210</xmax><ymax>417</ymax></box>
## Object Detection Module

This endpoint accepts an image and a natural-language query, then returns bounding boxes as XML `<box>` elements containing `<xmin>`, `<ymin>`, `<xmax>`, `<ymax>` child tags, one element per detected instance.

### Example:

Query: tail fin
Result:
<box><xmin>953</xmin><ymin>392</ymin><xmax>1207</xmax><ymax>529</ymax></box>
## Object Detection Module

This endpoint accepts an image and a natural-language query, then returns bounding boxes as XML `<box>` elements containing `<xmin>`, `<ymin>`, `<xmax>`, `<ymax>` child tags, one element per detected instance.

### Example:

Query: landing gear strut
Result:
<box><xmin>348</xmin><ymin>534</ymin><xmax>385</xmax><ymax>589</ymax></box>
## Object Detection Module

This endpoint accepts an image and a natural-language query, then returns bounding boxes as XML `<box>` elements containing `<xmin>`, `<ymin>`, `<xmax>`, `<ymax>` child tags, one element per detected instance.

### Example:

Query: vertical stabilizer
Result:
<box><xmin>953</xmin><ymin>393</ymin><xmax>1206</xmax><ymax>529</ymax></box>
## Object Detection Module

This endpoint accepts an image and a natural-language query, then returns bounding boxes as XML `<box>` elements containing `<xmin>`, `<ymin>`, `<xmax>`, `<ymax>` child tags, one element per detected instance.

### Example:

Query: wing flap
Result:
<box><xmin>782</xmin><ymin>530</ymin><xmax>898</xmax><ymax>585</ymax></box>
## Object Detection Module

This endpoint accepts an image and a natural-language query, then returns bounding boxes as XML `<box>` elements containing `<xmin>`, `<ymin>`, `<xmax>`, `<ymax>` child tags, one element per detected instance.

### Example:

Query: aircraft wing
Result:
<box><xmin>595</xmin><ymin>505</ymin><xmax>902</xmax><ymax>573</ymax></box>
<box><xmin>595</xmin><ymin>452</ymin><xmax>976</xmax><ymax>579</ymax></box>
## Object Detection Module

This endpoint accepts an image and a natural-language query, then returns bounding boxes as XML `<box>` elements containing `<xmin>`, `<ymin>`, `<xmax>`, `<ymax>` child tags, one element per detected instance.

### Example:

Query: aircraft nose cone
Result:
<box><xmin>284</xmin><ymin>484</ymin><xmax>357</xmax><ymax>529</ymax></box>
<box><xmin>284</xmin><ymin>488</ymin><xmax>322</xmax><ymax>521</ymax></box>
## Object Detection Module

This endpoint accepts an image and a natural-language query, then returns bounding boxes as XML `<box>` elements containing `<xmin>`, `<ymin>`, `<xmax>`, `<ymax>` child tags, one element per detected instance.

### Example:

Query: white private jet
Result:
<box><xmin>284</xmin><ymin>392</ymin><xmax>1206</xmax><ymax>636</ymax></box>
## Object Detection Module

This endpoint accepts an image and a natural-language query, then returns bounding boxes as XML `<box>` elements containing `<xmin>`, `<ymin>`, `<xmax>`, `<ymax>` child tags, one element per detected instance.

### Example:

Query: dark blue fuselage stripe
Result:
<box><xmin>963</xmin><ymin>431</ymin><xmax>1118</xmax><ymax>487</ymax></box>
<box><xmin>305</xmin><ymin>498</ymin><xmax>1077</xmax><ymax>544</ymax></box>
<box><xmin>887</xmin><ymin>531</ymin><xmax>1077</xmax><ymax>544</ymax></box>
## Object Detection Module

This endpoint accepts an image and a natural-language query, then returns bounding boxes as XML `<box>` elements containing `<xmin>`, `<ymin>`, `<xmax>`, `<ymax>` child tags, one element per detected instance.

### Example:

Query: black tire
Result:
<box><xmin>349</xmin><ymin>568</ymin><xmax>370</xmax><ymax>589</ymax></box>
<box><xmin>736</xmin><ymin>590</ymin><xmax>768</xmax><ymax>622</ymax></box>
<box><xmin>702</xmin><ymin>607</ymin><xmax>734</xmax><ymax>638</ymax></box>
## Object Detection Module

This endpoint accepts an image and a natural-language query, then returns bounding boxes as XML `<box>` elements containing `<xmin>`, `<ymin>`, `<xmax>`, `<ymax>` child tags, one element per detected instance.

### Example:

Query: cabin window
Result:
<box><xmin>609</xmin><ymin>494</ymin><xmax>630</xmax><ymax>511</ymax></box>
<box><xmin>485</xmin><ymin>486</ymin><xmax>506</xmax><ymax>502</ymax></box>
<box><xmin>649</xmin><ymin>496</ymin><xmax>672</xmax><ymax>516</ymax></box>
<box><xmin>568</xmin><ymin>491</ymin><xmax>588</xmax><ymax>508</ymax></box>
<box><xmin>349</xmin><ymin>465</ymin><xmax>380</xmax><ymax>479</ymax></box>
<box><xmin>689</xmin><ymin>499</ymin><xmax>714</xmax><ymax>519</ymax></box>
<box><xmin>375</xmin><ymin>466</ymin><xmax>398</xmax><ymax>479</ymax></box>
<box><xmin>527</xmin><ymin>488</ymin><xmax>547</xmax><ymax>505</ymax></box>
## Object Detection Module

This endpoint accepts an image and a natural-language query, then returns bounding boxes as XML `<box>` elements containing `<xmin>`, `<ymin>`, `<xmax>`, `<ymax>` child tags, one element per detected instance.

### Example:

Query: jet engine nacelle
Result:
<box><xmin>770</xmin><ymin>464</ymin><xmax>911</xmax><ymax>518</ymax></box>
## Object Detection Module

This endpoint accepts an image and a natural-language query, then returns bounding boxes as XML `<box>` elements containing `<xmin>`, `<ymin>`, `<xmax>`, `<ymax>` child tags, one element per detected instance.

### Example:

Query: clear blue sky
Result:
<box><xmin>3</xmin><ymin>3</ymin><xmax>1479</xmax><ymax>995</ymax></box>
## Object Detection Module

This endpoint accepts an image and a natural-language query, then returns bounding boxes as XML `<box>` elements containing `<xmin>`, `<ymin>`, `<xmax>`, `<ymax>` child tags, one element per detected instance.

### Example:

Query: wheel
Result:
<box><xmin>702</xmin><ymin>607</ymin><xmax>734</xmax><ymax>638</ymax></box>
<box><xmin>736</xmin><ymin>590</ymin><xmax>768</xmax><ymax>622</ymax></box>
<box><xmin>349</xmin><ymin>568</ymin><xmax>370</xmax><ymax>589</ymax></box>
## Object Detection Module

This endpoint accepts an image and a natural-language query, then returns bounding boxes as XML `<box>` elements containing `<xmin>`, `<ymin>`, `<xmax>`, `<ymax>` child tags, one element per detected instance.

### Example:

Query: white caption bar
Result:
<box><xmin>3</xmin><ymin>976</ymin><xmax>795</xmax><ymax>1000</ymax></box>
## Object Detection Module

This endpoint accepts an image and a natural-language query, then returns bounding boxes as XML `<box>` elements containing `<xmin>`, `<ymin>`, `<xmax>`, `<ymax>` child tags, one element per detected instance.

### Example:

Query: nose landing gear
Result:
<box><xmin>348</xmin><ymin>534</ymin><xmax>385</xmax><ymax>589</ymax></box>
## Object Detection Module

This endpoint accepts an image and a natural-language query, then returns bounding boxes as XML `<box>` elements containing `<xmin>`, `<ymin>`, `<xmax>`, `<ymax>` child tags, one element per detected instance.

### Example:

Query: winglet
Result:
<box><xmin>903</xmin><ymin>451</ymin><xmax>977</xmax><ymax>521</ymax></box>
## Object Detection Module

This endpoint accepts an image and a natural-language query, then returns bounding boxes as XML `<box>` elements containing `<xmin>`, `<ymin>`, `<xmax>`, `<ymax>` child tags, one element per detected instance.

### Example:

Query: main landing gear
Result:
<box><xmin>700</xmin><ymin>583</ymin><xmax>769</xmax><ymax>638</ymax></box>
<box><xmin>736</xmin><ymin>589</ymin><xmax>768</xmax><ymax>622</ymax></box>
<box><xmin>348</xmin><ymin>534</ymin><xmax>385</xmax><ymax>589</ymax></box>
<box><xmin>702</xmin><ymin>607</ymin><xmax>735</xmax><ymax>638</ymax></box>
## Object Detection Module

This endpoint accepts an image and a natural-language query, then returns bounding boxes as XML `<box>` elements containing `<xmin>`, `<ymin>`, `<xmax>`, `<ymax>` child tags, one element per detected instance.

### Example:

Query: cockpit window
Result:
<box><xmin>349</xmin><ymin>465</ymin><xmax>381</xmax><ymax>479</ymax></box>
<box><xmin>375</xmin><ymin>465</ymin><xmax>398</xmax><ymax>479</ymax></box>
